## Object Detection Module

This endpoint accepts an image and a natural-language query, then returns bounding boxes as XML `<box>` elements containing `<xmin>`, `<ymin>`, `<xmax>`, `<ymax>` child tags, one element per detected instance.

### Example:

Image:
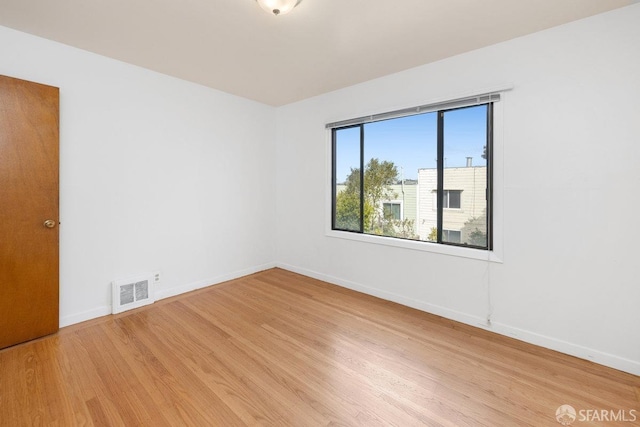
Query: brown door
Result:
<box><xmin>0</xmin><ymin>75</ymin><xmax>59</xmax><ymax>349</ymax></box>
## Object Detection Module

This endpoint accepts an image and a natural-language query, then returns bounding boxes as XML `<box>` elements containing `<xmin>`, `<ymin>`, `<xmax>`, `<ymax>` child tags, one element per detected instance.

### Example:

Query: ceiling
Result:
<box><xmin>0</xmin><ymin>0</ymin><xmax>634</xmax><ymax>106</ymax></box>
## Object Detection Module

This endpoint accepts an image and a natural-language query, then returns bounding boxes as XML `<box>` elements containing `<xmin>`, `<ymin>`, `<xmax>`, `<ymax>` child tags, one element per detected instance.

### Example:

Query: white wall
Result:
<box><xmin>275</xmin><ymin>4</ymin><xmax>640</xmax><ymax>375</ymax></box>
<box><xmin>0</xmin><ymin>26</ymin><xmax>277</xmax><ymax>326</ymax></box>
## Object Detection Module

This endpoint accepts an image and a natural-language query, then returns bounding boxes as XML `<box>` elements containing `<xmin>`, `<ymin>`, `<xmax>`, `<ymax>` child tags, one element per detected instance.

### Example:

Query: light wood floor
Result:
<box><xmin>0</xmin><ymin>269</ymin><xmax>638</xmax><ymax>426</ymax></box>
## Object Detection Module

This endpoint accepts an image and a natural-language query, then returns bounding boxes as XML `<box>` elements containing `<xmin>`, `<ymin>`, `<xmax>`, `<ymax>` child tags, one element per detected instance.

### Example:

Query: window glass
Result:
<box><xmin>443</xmin><ymin>190</ymin><xmax>462</xmax><ymax>209</ymax></box>
<box><xmin>442</xmin><ymin>106</ymin><xmax>488</xmax><ymax>246</ymax></box>
<box><xmin>443</xmin><ymin>230</ymin><xmax>461</xmax><ymax>243</ymax></box>
<box><xmin>383</xmin><ymin>203</ymin><xmax>401</xmax><ymax>220</ymax></box>
<box><xmin>360</xmin><ymin>114</ymin><xmax>436</xmax><ymax>240</ymax></box>
<box><xmin>332</xmin><ymin>103</ymin><xmax>492</xmax><ymax>249</ymax></box>
<box><xmin>334</xmin><ymin>127</ymin><xmax>361</xmax><ymax>232</ymax></box>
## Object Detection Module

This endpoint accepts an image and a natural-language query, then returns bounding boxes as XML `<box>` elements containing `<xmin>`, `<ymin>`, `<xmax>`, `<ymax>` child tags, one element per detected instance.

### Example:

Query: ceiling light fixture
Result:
<box><xmin>255</xmin><ymin>0</ymin><xmax>302</xmax><ymax>16</ymax></box>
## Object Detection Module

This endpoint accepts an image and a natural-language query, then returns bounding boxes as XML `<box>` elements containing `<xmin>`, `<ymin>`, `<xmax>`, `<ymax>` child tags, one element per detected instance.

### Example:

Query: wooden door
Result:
<box><xmin>0</xmin><ymin>75</ymin><xmax>59</xmax><ymax>349</ymax></box>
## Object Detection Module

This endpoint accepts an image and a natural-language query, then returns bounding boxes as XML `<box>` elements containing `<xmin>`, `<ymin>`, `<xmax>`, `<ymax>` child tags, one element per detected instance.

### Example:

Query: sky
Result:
<box><xmin>335</xmin><ymin>104</ymin><xmax>488</xmax><ymax>182</ymax></box>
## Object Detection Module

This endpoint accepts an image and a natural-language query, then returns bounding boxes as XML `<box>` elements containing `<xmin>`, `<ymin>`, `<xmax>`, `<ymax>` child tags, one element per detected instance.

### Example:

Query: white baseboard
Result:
<box><xmin>277</xmin><ymin>262</ymin><xmax>489</xmax><ymax>327</ymax></box>
<box><xmin>154</xmin><ymin>262</ymin><xmax>277</xmax><ymax>301</ymax></box>
<box><xmin>60</xmin><ymin>305</ymin><xmax>111</xmax><ymax>328</ymax></box>
<box><xmin>276</xmin><ymin>262</ymin><xmax>640</xmax><ymax>377</ymax></box>
<box><xmin>59</xmin><ymin>262</ymin><xmax>277</xmax><ymax>329</ymax></box>
<box><xmin>488</xmin><ymin>321</ymin><xmax>640</xmax><ymax>377</ymax></box>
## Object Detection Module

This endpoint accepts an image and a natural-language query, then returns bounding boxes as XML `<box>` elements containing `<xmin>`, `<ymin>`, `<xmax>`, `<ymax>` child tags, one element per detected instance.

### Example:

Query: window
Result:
<box><xmin>443</xmin><ymin>190</ymin><xmax>461</xmax><ymax>209</ymax></box>
<box><xmin>383</xmin><ymin>202</ymin><xmax>402</xmax><ymax>220</ymax></box>
<box><xmin>330</xmin><ymin>95</ymin><xmax>495</xmax><ymax>250</ymax></box>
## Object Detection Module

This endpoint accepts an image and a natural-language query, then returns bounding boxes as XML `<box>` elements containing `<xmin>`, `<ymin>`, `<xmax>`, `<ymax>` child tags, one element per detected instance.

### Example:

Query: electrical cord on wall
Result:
<box><xmin>486</xmin><ymin>250</ymin><xmax>493</xmax><ymax>327</ymax></box>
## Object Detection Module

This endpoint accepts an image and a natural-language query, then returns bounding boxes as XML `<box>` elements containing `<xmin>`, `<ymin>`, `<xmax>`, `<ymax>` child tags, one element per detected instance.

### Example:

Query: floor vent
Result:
<box><xmin>112</xmin><ymin>274</ymin><xmax>155</xmax><ymax>314</ymax></box>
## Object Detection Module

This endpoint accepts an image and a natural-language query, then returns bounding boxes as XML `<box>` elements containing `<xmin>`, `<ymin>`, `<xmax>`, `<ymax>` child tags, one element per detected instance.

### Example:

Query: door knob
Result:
<box><xmin>43</xmin><ymin>220</ymin><xmax>56</xmax><ymax>229</ymax></box>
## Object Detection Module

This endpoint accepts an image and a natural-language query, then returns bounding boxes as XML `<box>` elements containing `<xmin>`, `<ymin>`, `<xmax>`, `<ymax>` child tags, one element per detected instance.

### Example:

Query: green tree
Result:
<box><xmin>461</xmin><ymin>209</ymin><xmax>487</xmax><ymax>247</ymax></box>
<box><xmin>335</xmin><ymin>165</ymin><xmax>371</xmax><ymax>231</ymax></box>
<box><xmin>364</xmin><ymin>158</ymin><xmax>398</xmax><ymax>232</ymax></box>
<box><xmin>335</xmin><ymin>158</ymin><xmax>418</xmax><ymax>239</ymax></box>
<box><xmin>387</xmin><ymin>218</ymin><xmax>419</xmax><ymax>240</ymax></box>
<box><xmin>427</xmin><ymin>227</ymin><xmax>437</xmax><ymax>242</ymax></box>
<box><xmin>335</xmin><ymin>190</ymin><xmax>361</xmax><ymax>231</ymax></box>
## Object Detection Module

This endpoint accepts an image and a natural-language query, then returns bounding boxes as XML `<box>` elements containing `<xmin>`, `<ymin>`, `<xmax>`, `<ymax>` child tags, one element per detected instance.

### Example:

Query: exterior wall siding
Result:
<box><xmin>417</xmin><ymin>167</ymin><xmax>487</xmax><ymax>241</ymax></box>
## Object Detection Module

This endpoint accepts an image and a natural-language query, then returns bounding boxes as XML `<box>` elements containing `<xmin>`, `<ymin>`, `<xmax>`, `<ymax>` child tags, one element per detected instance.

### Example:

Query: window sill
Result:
<box><xmin>326</xmin><ymin>229</ymin><xmax>503</xmax><ymax>263</ymax></box>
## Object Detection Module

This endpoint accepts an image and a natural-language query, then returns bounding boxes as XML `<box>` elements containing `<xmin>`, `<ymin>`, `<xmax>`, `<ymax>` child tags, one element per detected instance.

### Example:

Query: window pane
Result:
<box><xmin>448</xmin><ymin>190</ymin><xmax>461</xmax><ymax>209</ymax></box>
<box><xmin>443</xmin><ymin>230</ymin><xmax>461</xmax><ymax>243</ymax></box>
<box><xmin>442</xmin><ymin>105</ymin><xmax>488</xmax><ymax>247</ymax></box>
<box><xmin>334</xmin><ymin>127</ymin><xmax>361</xmax><ymax>231</ymax></box>
<box><xmin>383</xmin><ymin>203</ymin><xmax>401</xmax><ymax>220</ymax></box>
<box><xmin>364</xmin><ymin>113</ymin><xmax>437</xmax><ymax>240</ymax></box>
<box><xmin>391</xmin><ymin>203</ymin><xmax>401</xmax><ymax>220</ymax></box>
<box><xmin>331</xmin><ymin>101</ymin><xmax>492</xmax><ymax>251</ymax></box>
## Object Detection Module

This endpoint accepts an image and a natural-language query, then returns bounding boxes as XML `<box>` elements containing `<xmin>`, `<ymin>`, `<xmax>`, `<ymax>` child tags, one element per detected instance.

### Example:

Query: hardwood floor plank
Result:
<box><xmin>115</xmin><ymin>313</ymin><xmax>246</xmax><ymax>426</ymax></box>
<box><xmin>85</xmin><ymin>397</ymin><xmax>109</xmax><ymax>427</ymax></box>
<box><xmin>194</xmin><ymin>288</ymin><xmax>423</xmax><ymax>425</ymax></box>
<box><xmin>229</xmin><ymin>278</ymin><xmax>541</xmax><ymax>423</ymax></box>
<box><xmin>183</xmin><ymin>293</ymin><xmax>348</xmax><ymax>425</ymax></box>
<box><xmin>0</xmin><ymin>268</ymin><xmax>638</xmax><ymax>426</ymax></box>
<box><xmin>141</xmin><ymin>302</ymin><xmax>286</xmax><ymax>425</ymax></box>
<box><xmin>74</xmin><ymin>325</ymin><xmax>150</xmax><ymax>425</ymax></box>
<box><xmin>255</xmin><ymin>271</ymin><xmax>640</xmax><ymax>403</ymax></box>
<box><xmin>36</xmin><ymin>339</ymin><xmax>77</xmax><ymax>425</ymax></box>
<box><xmin>224</xmin><ymin>277</ymin><xmax>529</xmax><ymax>426</ymax></box>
